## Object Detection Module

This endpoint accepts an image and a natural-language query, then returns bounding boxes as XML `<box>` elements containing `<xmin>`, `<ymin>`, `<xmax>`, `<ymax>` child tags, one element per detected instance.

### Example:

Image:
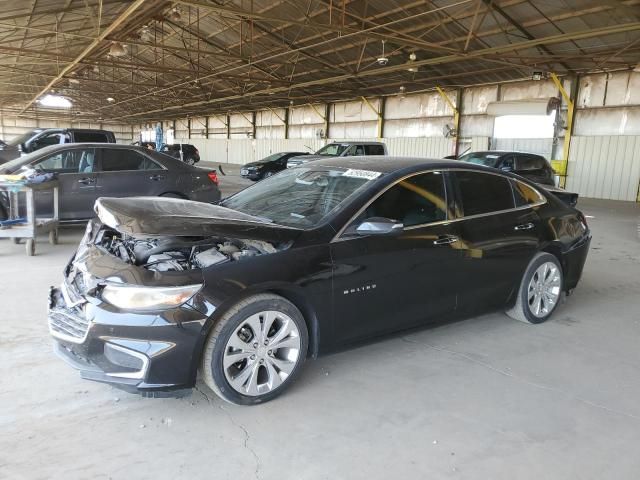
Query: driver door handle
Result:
<box><xmin>514</xmin><ymin>222</ymin><xmax>535</xmax><ymax>231</ymax></box>
<box><xmin>77</xmin><ymin>177</ymin><xmax>95</xmax><ymax>185</ymax></box>
<box><xmin>149</xmin><ymin>174</ymin><xmax>165</xmax><ymax>181</ymax></box>
<box><xmin>433</xmin><ymin>235</ymin><xmax>458</xmax><ymax>245</ymax></box>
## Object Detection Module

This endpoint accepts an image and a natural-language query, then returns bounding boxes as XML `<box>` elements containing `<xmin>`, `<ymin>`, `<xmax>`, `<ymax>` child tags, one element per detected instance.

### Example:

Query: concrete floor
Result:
<box><xmin>1</xmin><ymin>181</ymin><xmax>639</xmax><ymax>479</ymax></box>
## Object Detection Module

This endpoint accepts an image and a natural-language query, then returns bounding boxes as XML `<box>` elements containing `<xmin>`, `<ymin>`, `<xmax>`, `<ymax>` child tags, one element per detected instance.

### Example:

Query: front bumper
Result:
<box><xmin>240</xmin><ymin>169</ymin><xmax>262</xmax><ymax>180</ymax></box>
<box><xmin>48</xmin><ymin>243</ymin><xmax>213</xmax><ymax>396</ymax></box>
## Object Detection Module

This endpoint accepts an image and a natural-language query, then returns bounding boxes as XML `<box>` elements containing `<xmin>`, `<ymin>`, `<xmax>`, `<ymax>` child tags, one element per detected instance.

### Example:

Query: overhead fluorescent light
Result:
<box><xmin>38</xmin><ymin>94</ymin><xmax>72</xmax><ymax>109</ymax></box>
<box><xmin>108</xmin><ymin>42</ymin><xmax>127</xmax><ymax>57</ymax></box>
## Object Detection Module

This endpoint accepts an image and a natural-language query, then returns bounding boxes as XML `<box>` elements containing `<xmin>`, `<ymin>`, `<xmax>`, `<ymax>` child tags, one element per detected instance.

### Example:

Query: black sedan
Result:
<box><xmin>0</xmin><ymin>143</ymin><xmax>220</xmax><ymax>221</ymax></box>
<box><xmin>240</xmin><ymin>152</ymin><xmax>308</xmax><ymax>180</ymax></box>
<box><xmin>457</xmin><ymin>150</ymin><xmax>556</xmax><ymax>185</ymax></box>
<box><xmin>457</xmin><ymin>150</ymin><xmax>578</xmax><ymax>206</ymax></box>
<box><xmin>48</xmin><ymin>157</ymin><xmax>591</xmax><ymax>405</ymax></box>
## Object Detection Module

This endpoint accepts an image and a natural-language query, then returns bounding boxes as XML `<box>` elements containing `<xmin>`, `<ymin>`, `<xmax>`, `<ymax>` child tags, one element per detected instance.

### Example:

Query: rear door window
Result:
<box><xmin>365</xmin><ymin>144</ymin><xmax>385</xmax><ymax>155</ymax></box>
<box><xmin>73</xmin><ymin>132</ymin><xmax>109</xmax><ymax>143</ymax></box>
<box><xmin>455</xmin><ymin>171</ymin><xmax>515</xmax><ymax>217</ymax></box>
<box><xmin>99</xmin><ymin>149</ymin><xmax>161</xmax><ymax>171</ymax></box>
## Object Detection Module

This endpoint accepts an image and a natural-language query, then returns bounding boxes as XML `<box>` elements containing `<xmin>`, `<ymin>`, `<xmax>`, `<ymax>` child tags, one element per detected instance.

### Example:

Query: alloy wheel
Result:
<box><xmin>527</xmin><ymin>261</ymin><xmax>561</xmax><ymax>318</ymax></box>
<box><xmin>223</xmin><ymin>310</ymin><xmax>301</xmax><ymax>396</ymax></box>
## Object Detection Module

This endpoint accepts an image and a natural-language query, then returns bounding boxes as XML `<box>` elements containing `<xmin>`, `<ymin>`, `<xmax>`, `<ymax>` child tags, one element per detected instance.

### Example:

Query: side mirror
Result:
<box><xmin>356</xmin><ymin>217</ymin><xmax>403</xmax><ymax>236</ymax></box>
<box><xmin>501</xmin><ymin>165</ymin><xmax>514</xmax><ymax>172</ymax></box>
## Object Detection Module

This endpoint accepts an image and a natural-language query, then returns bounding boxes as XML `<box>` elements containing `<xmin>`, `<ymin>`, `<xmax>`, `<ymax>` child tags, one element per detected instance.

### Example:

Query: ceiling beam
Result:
<box><xmin>113</xmin><ymin>21</ymin><xmax>640</xmax><ymax>120</ymax></box>
<box><xmin>17</xmin><ymin>0</ymin><xmax>148</xmax><ymax>114</ymax></box>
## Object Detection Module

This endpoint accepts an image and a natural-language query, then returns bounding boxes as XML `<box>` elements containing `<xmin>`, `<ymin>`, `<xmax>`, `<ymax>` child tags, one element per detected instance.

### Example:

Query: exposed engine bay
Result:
<box><xmin>96</xmin><ymin>228</ymin><xmax>285</xmax><ymax>272</ymax></box>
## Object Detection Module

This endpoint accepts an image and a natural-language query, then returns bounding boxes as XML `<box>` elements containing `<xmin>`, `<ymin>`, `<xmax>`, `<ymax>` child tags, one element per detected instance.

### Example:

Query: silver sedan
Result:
<box><xmin>0</xmin><ymin>143</ymin><xmax>221</xmax><ymax>221</ymax></box>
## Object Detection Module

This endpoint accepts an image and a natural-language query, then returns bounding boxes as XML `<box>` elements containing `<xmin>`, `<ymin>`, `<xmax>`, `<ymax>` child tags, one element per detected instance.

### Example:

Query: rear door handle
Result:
<box><xmin>77</xmin><ymin>177</ymin><xmax>95</xmax><ymax>185</ymax></box>
<box><xmin>433</xmin><ymin>235</ymin><xmax>458</xmax><ymax>245</ymax></box>
<box><xmin>149</xmin><ymin>174</ymin><xmax>165</xmax><ymax>181</ymax></box>
<box><xmin>514</xmin><ymin>222</ymin><xmax>535</xmax><ymax>231</ymax></box>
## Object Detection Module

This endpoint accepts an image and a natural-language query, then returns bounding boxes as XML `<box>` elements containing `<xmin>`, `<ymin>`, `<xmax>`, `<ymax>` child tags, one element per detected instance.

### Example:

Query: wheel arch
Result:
<box><xmin>540</xmin><ymin>241</ymin><xmax>568</xmax><ymax>288</ymax></box>
<box><xmin>192</xmin><ymin>284</ymin><xmax>321</xmax><ymax>384</ymax></box>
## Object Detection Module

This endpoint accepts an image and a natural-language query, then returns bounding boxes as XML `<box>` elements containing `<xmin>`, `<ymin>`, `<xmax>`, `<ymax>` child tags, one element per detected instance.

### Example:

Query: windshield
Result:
<box><xmin>221</xmin><ymin>167</ymin><xmax>380</xmax><ymax>228</ymax></box>
<box><xmin>315</xmin><ymin>143</ymin><xmax>350</xmax><ymax>156</ymax></box>
<box><xmin>8</xmin><ymin>129</ymin><xmax>42</xmax><ymax>147</ymax></box>
<box><xmin>458</xmin><ymin>152</ymin><xmax>501</xmax><ymax>168</ymax></box>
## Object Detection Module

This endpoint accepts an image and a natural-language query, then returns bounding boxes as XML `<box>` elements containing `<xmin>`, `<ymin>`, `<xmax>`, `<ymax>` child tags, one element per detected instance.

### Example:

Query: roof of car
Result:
<box><xmin>327</xmin><ymin>141</ymin><xmax>385</xmax><ymax>145</ymax></box>
<box><xmin>463</xmin><ymin>150</ymin><xmax>545</xmax><ymax>157</ymax></box>
<box><xmin>306</xmin><ymin>156</ymin><xmax>473</xmax><ymax>174</ymax></box>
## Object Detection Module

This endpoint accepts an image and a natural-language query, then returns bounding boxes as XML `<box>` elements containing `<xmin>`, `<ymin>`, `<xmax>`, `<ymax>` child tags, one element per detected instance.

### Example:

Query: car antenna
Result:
<box><xmin>218</xmin><ymin>164</ymin><xmax>226</xmax><ymax>176</ymax></box>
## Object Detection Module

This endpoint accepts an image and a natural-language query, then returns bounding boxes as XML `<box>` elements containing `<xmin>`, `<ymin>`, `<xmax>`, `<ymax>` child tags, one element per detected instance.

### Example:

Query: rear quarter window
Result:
<box><xmin>512</xmin><ymin>180</ymin><xmax>545</xmax><ymax>207</ymax></box>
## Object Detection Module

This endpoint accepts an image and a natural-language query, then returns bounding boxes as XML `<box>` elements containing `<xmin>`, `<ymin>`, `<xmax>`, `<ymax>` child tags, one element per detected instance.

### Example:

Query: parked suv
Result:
<box><xmin>161</xmin><ymin>143</ymin><xmax>200</xmax><ymax>165</ymax></box>
<box><xmin>0</xmin><ymin>128</ymin><xmax>116</xmax><ymax>164</ymax></box>
<box><xmin>286</xmin><ymin>141</ymin><xmax>387</xmax><ymax>168</ymax></box>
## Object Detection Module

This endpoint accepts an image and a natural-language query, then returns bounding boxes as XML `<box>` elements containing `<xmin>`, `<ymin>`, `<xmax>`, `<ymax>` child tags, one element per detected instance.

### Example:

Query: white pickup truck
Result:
<box><xmin>286</xmin><ymin>141</ymin><xmax>388</xmax><ymax>168</ymax></box>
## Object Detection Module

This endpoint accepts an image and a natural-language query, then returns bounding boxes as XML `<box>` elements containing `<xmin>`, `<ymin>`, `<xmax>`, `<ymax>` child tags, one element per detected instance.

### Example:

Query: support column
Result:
<box><xmin>251</xmin><ymin>111</ymin><xmax>257</xmax><ymax>139</ymax></box>
<box><xmin>435</xmin><ymin>86</ymin><xmax>459</xmax><ymax>156</ymax></box>
<box><xmin>324</xmin><ymin>103</ymin><xmax>331</xmax><ymax>139</ymax></box>
<box><xmin>361</xmin><ymin>96</ymin><xmax>384</xmax><ymax>139</ymax></box>
<box><xmin>205</xmin><ymin>116</ymin><xmax>209</xmax><ymax>139</ymax></box>
<box><xmin>284</xmin><ymin>107</ymin><xmax>290</xmax><ymax>140</ymax></box>
<box><xmin>550</xmin><ymin>73</ymin><xmax>578</xmax><ymax>188</ymax></box>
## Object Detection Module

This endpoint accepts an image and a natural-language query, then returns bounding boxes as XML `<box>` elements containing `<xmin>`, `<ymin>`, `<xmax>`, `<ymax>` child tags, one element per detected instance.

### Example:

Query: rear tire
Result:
<box><xmin>201</xmin><ymin>294</ymin><xmax>308</xmax><ymax>405</ymax></box>
<box><xmin>507</xmin><ymin>252</ymin><xmax>563</xmax><ymax>324</ymax></box>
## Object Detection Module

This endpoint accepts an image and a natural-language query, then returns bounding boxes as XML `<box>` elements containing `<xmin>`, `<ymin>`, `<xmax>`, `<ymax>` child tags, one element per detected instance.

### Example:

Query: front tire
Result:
<box><xmin>507</xmin><ymin>252</ymin><xmax>563</xmax><ymax>324</ymax></box>
<box><xmin>201</xmin><ymin>294</ymin><xmax>308</xmax><ymax>405</ymax></box>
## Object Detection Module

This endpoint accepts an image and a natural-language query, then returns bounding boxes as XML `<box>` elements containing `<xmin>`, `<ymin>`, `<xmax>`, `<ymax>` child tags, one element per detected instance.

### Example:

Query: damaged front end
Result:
<box><xmin>48</xmin><ymin>196</ymin><xmax>297</xmax><ymax>395</ymax></box>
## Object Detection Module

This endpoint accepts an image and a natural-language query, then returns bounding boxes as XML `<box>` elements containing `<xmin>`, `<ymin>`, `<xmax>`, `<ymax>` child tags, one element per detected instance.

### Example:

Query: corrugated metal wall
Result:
<box><xmin>566</xmin><ymin>135</ymin><xmax>640</xmax><ymax>202</ymax></box>
<box><xmin>493</xmin><ymin>138</ymin><xmax>554</xmax><ymax>158</ymax></box>
<box><xmin>176</xmin><ymin>136</ymin><xmax>457</xmax><ymax>164</ymax></box>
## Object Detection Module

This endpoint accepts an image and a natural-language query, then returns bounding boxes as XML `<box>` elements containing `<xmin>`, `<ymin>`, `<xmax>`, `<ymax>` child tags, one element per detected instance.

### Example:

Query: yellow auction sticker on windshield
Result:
<box><xmin>342</xmin><ymin>169</ymin><xmax>382</xmax><ymax>180</ymax></box>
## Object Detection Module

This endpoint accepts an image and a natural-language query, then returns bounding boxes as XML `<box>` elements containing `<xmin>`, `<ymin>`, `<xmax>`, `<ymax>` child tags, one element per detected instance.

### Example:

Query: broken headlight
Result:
<box><xmin>101</xmin><ymin>284</ymin><xmax>202</xmax><ymax>311</ymax></box>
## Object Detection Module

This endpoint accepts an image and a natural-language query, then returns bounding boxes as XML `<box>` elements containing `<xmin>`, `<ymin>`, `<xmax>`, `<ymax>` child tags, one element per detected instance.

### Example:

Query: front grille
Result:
<box><xmin>49</xmin><ymin>306</ymin><xmax>90</xmax><ymax>344</ymax></box>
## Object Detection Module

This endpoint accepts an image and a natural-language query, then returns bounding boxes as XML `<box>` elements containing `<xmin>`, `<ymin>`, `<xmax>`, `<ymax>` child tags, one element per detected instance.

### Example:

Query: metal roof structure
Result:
<box><xmin>0</xmin><ymin>0</ymin><xmax>639</xmax><ymax>123</ymax></box>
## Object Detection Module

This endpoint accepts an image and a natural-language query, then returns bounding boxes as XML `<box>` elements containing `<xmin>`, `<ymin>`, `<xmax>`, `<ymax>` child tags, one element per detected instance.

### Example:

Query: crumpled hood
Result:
<box><xmin>94</xmin><ymin>196</ymin><xmax>301</xmax><ymax>242</ymax></box>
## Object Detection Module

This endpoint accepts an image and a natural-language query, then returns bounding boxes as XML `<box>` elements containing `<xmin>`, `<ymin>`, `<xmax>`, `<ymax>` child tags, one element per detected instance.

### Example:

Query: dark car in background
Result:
<box><xmin>0</xmin><ymin>128</ymin><xmax>116</xmax><ymax>164</ymax></box>
<box><xmin>456</xmin><ymin>150</ymin><xmax>578</xmax><ymax>206</ymax></box>
<box><xmin>241</xmin><ymin>152</ymin><xmax>308</xmax><ymax>180</ymax></box>
<box><xmin>286</xmin><ymin>141</ymin><xmax>387</xmax><ymax>168</ymax></box>
<box><xmin>48</xmin><ymin>157</ymin><xmax>590</xmax><ymax>405</ymax></box>
<box><xmin>457</xmin><ymin>151</ymin><xmax>556</xmax><ymax>186</ymax></box>
<box><xmin>161</xmin><ymin>143</ymin><xmax>200</xmax><ymax>165</ymax></box>
<box><xmin>0</xmin><ymin>143</ymin><xmax>220</xmax><ymax>221</ymax></box>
